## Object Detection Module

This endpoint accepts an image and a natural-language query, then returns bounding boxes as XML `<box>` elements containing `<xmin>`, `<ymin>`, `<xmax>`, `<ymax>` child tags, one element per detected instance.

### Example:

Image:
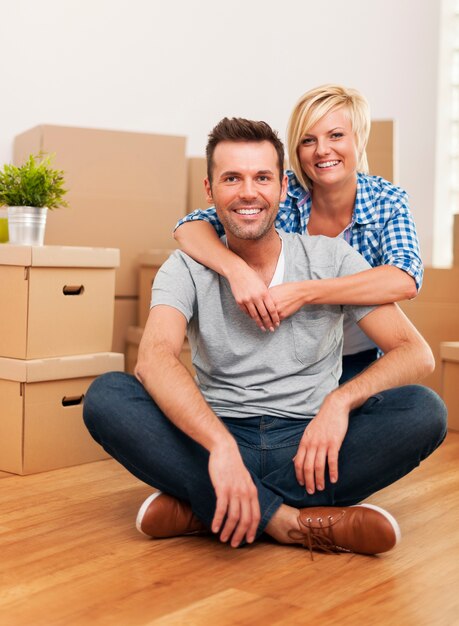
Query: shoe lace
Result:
<box><xmin>288</xmin><ymin>512</ymin><xmax>348</xmax><ymax>560</ymax></box>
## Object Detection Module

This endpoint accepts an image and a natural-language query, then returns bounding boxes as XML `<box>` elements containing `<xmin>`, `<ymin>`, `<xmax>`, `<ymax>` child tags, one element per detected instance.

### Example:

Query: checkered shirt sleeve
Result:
<box><xmin>353</xmin><ymin>176</ymin><xmax>423</xmax><ymax>291</ymax></box>
<box><xmin>175</xmin><ymin>208</ymin><xmax>225</xmax><ymax>237</ymax></box>
<box><xmin>377</xmin><ymin>207</ymin><xmax>423</xmax><ymax>289</ymax></box>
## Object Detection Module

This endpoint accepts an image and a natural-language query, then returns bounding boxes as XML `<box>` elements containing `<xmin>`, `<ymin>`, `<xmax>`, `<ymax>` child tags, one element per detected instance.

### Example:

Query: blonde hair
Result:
<box><xmin>287</xmin><ymin>84</ymin><xmax>371</xmax><ymax>191</ymax></box>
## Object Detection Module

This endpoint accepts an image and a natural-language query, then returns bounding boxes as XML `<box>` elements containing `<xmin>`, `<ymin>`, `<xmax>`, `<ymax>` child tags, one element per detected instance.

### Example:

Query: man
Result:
<box><xmin>84</xmin><ymin>118</ymin><xmax>446</xmax><ymax>557</ymax></box>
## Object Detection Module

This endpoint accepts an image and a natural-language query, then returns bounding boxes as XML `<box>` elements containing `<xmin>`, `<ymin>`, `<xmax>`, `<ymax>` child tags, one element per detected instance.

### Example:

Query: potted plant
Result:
<box><xmin>0</xmin><ymin>153</ymin><xmax>68</xmax><ymax>246</ymax></box>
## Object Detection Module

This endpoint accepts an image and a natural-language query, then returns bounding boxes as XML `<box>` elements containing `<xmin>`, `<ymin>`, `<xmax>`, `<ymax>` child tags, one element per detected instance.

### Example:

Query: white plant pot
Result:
<box><xmin>7</xmin><ymin>206</ymin><xmax>48</xmax><ymax>246</ymax></box>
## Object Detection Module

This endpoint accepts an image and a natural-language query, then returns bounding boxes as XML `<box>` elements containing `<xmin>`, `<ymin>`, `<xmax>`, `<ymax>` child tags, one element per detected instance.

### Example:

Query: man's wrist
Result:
<box><xmin>207</xmin><ymin>430</ymin><xmax>238</xmax><ymax>454</ymax></box>
<box><xmin>327</xmin><ymin>384</ymin><xmax>354</xmax><ymax>412</ymax></box>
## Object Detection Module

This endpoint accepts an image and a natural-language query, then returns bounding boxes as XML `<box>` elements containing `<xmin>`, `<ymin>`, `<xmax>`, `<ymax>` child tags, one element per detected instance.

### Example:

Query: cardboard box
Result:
<box><xmin>138</xmin><ymin>249</ymin><xmax>174</xmax><ymax>327</ymax></box>
<box><xmin>187</xmin><ymin>157</ymin><xmax>209</xmax><ymax>214</ymax></box>
<box><xmin>400</xmin><ymin>268</ymin><xmax>459</xmax><ymax>394</ymax></box>
<box><xmin>125</xmin><ymin>326</ymin><xmax>195</xmax><ymax>377</ymax></box>
<box><xmin>440</xmin><ymin>342</ymin><xmax>459</xmax><ymax>431</ymax></box>
<box><xmin>367</xmin><ymin>120</ymin><xmax>395</xmax><ymax>183</ymax></box>
<box><xmin>13</xmin><ymin>125</ymin><xmax>186</xmax><ymax>297</ymax></box>
<box><xmin>0</xmin><ymin>245</ymin><xmax>119</xmax><ymax>359</ymax></box>
<box><xmin>113</xmin><ymin>296</ymin><xmax>138</xmax><ymax>355</ymax></box>
<box><xmin>408</xmin><ymin>267</ymin><xmax>459</xmax><ymax>302</ymax></box>
<box><xmin>0</xmin><ymin>352</ymin><xmax>124</xmax><ymax>474</ymax></box>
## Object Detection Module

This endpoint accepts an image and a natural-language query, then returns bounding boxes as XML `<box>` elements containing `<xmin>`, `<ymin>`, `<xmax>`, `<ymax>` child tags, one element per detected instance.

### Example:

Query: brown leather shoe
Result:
<box><xmin>136</xmin><ymin>491</ymin><xmax>206</xmax><ymax>538</ymax></box>
<box><xmin>290</xmin><ymin>503</ymin><xmax>401</xmax><ymax>557</ymax></box>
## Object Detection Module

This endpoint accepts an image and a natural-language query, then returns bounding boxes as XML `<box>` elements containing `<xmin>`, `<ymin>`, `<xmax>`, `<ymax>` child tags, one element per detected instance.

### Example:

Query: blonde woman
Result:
<box><xmin>174</xmin><ymin>85</ymin><xmax>422</xmax><ymax>382</ymax></box>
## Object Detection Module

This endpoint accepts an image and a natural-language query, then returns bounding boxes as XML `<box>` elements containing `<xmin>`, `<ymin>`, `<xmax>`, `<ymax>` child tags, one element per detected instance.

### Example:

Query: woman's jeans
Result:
<box><xmin>83</xmin><ymin>372</ymin><xmax>447</xmax><ymax>538</ymax></box>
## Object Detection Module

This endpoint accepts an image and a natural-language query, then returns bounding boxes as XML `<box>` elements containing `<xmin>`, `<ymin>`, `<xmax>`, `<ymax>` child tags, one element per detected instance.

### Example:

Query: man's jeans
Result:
<box><xmin>83</xmin><ymin>372</ymin><xmax>447</xmax><ymax>538</ymax></box>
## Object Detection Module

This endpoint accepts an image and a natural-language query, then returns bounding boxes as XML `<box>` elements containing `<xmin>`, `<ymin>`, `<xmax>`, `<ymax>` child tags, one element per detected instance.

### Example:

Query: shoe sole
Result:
<box><xmin>136</xmin><ymin>491</ymin><xmax>163</xmax><ymax>537</ymax></box>
<box><xmin>353</xmin><ymin>503</ymin><xmax>402</xmax><ymax>547</ymax></box>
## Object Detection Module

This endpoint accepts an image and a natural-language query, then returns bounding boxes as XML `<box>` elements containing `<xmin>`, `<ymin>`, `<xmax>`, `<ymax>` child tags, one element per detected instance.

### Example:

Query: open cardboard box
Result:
<box><xmin>0</xmin><ymin>352</ymin><xmax>124</xmax><ymax>474</ymax></box>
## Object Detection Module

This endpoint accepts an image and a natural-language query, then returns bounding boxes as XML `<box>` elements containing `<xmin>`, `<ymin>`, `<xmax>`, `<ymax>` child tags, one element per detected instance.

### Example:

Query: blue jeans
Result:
<box><xmin>83</xmin><ymin>372</ymin><xmax>447</xmax><ymax>539</ymax></box>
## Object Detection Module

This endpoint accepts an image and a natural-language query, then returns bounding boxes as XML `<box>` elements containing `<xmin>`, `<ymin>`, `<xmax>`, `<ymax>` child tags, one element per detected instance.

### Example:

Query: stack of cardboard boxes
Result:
<box><xmin>13</xmin><ymin>125</ymin><xmax>188</xmax><ymax>355</ymax></box>
<box><xmin>399</xmin><ymin>213</ymin><xmax>459</xmax><ymax>415</ymax></box>
<box><xmin>437</xmin><ymin>214</ymin><xmax>459</xmax><ymax>431</ymax></box>
<box><xmin>0</xmin><ymin>244</ymin><xmax>123</xmax><ymax>474</ymax></box>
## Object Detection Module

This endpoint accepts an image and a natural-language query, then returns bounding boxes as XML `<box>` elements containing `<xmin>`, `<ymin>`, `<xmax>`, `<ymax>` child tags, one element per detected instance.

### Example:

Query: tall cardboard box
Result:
<box><xmin>440</xmin><ymin>342</ymin><xmax>459</xmax><ymax>431</ymax></box>
<box><xmin>13</xmin><ymin>125</ymin><xmax>186</xmax><ymax>297</ymax></box>
<box><xmin>187</xmin><ymin>157</ymin><xmax>209</xmax><ymax>214</ymax></box>
<box><xmin>0</xmin><ymin>245</ymin><xmax>119</xmax><ymax>359</ymax></box>
<box><xmin>366</xmin><ymin>120</ymin><xmax>395</xmax><ymax>183</ymax></box>
<box><xmin>113</xmin><ymin>296</ymin><xmax>138</xmax><ymax>354</ymax></box>
<box><xmin>400</xmin><ymin>267</ymin><xmax>459</xmax><ymax>394</ymax></box>
<box><xmin>138</xmin><ymin>249</ymin><xmax>174</xmax><ymax>327</ymax></box>
<box><xmin>0</xmin><ymin>352</ymin><xmax>124</xmax><ymax>474</ymax></box>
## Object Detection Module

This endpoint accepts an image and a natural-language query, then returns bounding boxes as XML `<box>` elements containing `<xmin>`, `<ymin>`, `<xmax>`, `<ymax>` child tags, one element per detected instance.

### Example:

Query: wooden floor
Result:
<box><xmin>1</xmin><ymin>433</ymin><xmax>458</xmax><ymax>626</ymax></box>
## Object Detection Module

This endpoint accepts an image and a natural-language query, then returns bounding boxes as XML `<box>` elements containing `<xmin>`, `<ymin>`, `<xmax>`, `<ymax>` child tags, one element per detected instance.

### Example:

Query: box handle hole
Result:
<box><xmin>63</xmin><ymin>285</ymin><xmax>85</xmax><ymax>296</ymax></box>
<box><xmin>62</xmin><ymin>394</ymin><xmax>85</xmax><ymax>407</ymax></box>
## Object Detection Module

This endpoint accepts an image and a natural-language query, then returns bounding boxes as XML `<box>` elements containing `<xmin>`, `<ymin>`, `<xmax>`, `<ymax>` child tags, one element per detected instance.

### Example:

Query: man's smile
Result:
<box><xmin>234</xmin><ymin>207</ymin><xmax>262</xmax><ymax>215</ymax></box>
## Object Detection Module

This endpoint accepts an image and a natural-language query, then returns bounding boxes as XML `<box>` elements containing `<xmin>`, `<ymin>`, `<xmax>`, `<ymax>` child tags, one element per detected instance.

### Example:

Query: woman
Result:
<box><xmin>173</xmin><ymin>84</ymin><xmax>422</xmax><ymax>382</ymax></box>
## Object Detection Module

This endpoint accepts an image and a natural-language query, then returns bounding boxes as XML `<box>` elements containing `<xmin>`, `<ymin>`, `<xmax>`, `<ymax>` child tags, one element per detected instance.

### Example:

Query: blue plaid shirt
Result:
<box><xmin>175</xmin><ymin>170</ymin><xmax>423</xmax><ymax>290</ymax></box>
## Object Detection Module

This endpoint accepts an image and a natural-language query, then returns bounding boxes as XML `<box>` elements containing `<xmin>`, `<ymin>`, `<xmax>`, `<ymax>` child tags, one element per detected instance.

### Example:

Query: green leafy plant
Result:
<box><xmin>0</xmin><ymin>154</ymin><xmax>68</xmax><ymax>209</ymax></box>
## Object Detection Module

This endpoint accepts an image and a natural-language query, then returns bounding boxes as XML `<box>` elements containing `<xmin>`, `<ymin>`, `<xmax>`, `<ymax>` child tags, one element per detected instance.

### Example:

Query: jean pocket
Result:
<box><xmin>362</xmin><ymin>394</ymin><xmax>383</xmax><ymax>410</ymax></box>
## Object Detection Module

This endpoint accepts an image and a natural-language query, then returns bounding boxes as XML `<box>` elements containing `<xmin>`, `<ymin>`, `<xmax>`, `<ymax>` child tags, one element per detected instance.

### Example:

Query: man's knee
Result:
<box><xmin>364</xmin><ymin>384</ymin><xmax>447</xmax><ymax>453</ymax></box>
<box><xmin>388</xmin><ymin>385</ymin><xmax>448</xmax><ymax>456</ymax></box>
<box><xmin>411</xmin><ymin>385</ymin><xmax>448</xmax><ymax>449</ymax></box>
<box><xmin>83</xmin><ymin>371</ymin><xmax>133</xmax><ymax>432</ymax></box>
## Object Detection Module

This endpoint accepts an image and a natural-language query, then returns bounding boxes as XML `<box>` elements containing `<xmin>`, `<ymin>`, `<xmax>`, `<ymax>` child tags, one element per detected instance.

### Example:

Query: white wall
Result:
<box><xmin>1</xmin><ymin>0</ymin><xmax>440</xmax><ymax>263</ymax></box>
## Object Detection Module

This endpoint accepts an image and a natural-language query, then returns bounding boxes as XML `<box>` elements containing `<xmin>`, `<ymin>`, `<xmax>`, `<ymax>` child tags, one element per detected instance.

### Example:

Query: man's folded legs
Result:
<box><xmin>83</xmin><ymin>373</ymin><xmax>446</xmax><ymax>555</ymax></box>
<box><xmin>135</xmin><ymin>491</ymin><xmax>400</xmax><ymax>557</ymax></box>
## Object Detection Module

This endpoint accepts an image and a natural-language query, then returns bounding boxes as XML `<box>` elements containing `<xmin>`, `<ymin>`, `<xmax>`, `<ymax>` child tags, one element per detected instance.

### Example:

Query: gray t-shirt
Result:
<box><xmin>152</xmin><ymin>232</ymin><xmax>374</xmax><ymax>420</ymax></box>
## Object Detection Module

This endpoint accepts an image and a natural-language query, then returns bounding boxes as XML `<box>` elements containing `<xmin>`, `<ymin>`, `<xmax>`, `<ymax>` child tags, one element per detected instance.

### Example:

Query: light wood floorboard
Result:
<box><xmin>0</xmin><ymin>433</ymin><xmax>458</xmax><ymax>626</ymax></box>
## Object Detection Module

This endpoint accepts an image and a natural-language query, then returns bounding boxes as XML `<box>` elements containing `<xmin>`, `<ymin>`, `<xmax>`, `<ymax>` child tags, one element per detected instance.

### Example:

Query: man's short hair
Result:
<box><xmin>206</xmin><ymin>117</ymin><xmax>285</xmax><ymax>185</ymax></box>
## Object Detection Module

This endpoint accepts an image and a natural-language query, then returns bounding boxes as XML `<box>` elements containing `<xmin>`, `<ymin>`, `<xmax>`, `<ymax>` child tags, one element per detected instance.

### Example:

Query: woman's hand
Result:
<box><xmin>227</xmin><ymin>263</ymin><xmax>280</xmax><ymax>332</ymax></box>
<box><xmin>269</xmin><ymin>282</ymin><xmax>309</xmax><ymax>320</ymax></box>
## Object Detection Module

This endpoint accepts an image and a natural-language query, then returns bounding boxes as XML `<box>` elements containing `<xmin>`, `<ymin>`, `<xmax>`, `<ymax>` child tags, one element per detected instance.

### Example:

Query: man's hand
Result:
<box><xmin>269</xmin><ymin>282</ymin><xmax>309</xmax><ymax>321</ymax></box>
<box><xmin>227</xmin><ymin>263</ymin><xmax>280</xmax><ymax>332</ymax></box>
<box><xmin>208</xmin><ymin>441</ymin><xmax>260</xmax><ymax>547</ymax></box>
<box><xmin>294</xmin><ymin>395</ymin><xmax>350</xmax><ymax>493</ymax></box>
